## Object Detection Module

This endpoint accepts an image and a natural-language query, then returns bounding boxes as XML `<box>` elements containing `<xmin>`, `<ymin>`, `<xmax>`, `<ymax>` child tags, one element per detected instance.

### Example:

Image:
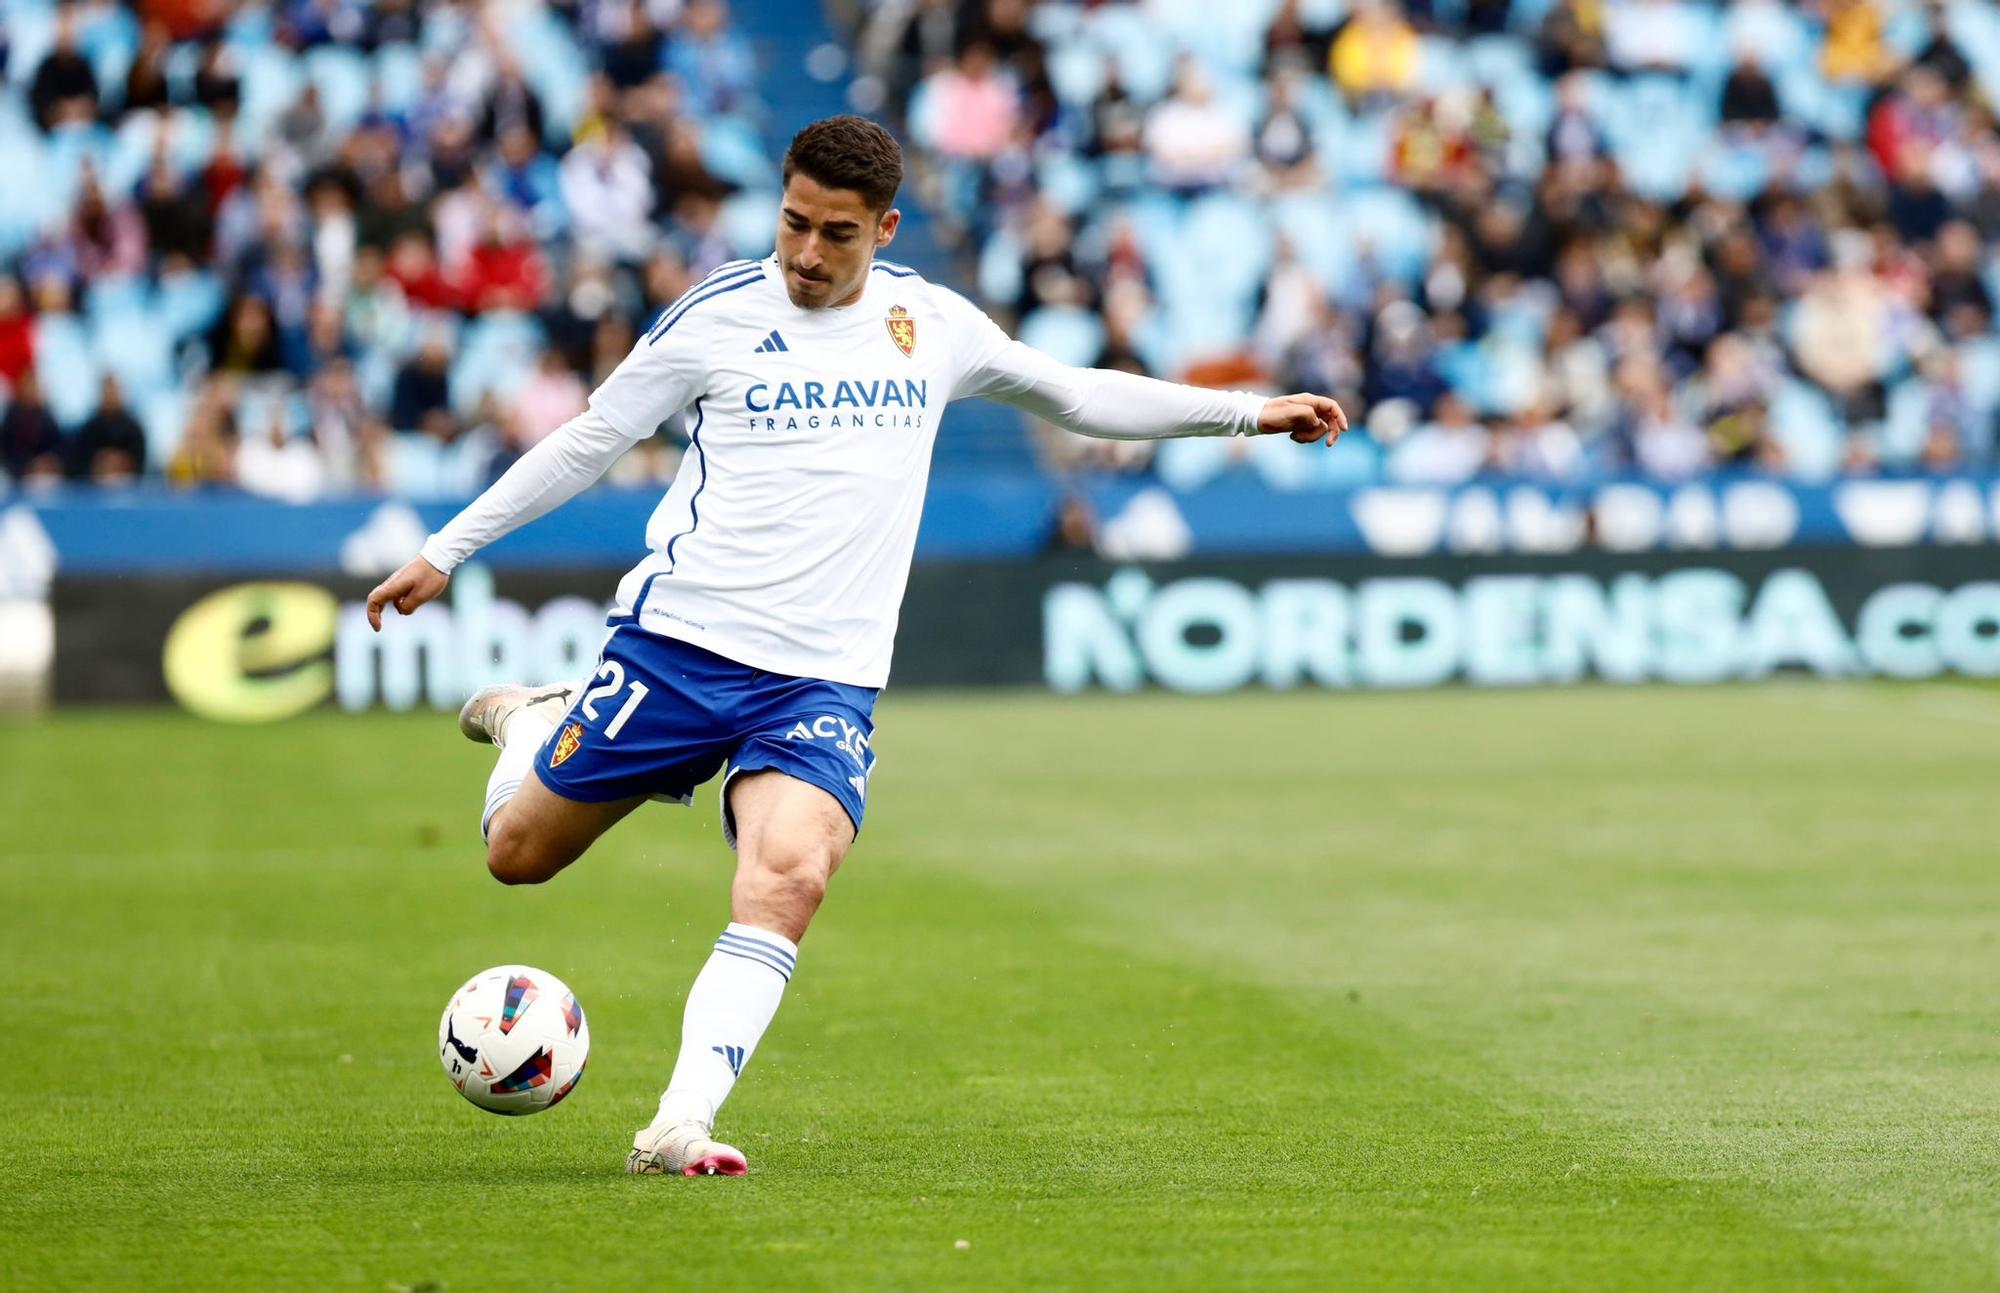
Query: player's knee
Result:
<box><xmin>741</xmin><ymin>841</ymin><xmax>836</xmax><ymax>912</ymax></box>
<box><xmin>486</xmin><ymin>818</ymin><xmax>558</xmax><ymax>886</ymax></box>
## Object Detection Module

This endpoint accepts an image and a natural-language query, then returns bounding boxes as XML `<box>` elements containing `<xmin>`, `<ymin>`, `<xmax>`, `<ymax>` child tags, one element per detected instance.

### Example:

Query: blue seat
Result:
<box><xmin>1018</xmin><ymin>307</ymin><xmax>1104</xmax><ymax>369</ymax></box>
<box><xmin>977</xmin><ymin>229</ymin><xmax>1026</xmax><ymax>308</ymax></box>
<box><xmin>156</xmin><ymin>269</ymin><xmax>225</xmax><ymax>342</ymax></box>
<box><xmin>701</xmin><ymin>116</ymin><xmax>776</xmax><ymax>190</ymax></box>
<box><xmin>449</xmin><ymin>312</ymin><xmax>545</xmax><ymax>415</ymax></box>
<box><xmin>306</xmin><ymin>45</ymin><xmax>372</xmax><ymax>132</ymax></box>
<box><xmin>1880</xmin><ymin>378</ymin><xmax>1933</xmax><ymax>468</ymax></box>
<box><xmin>139</xmin><ymin>386</ymin><xmax>190</xmax><ymax>464</ymax></box>
<box><xmin>1177</xmin><ymin>191</ymin><xmax>1272</xmax><ymax>306</ymax></box>
<box><xmin>237</xmin><ymin>44</ymin><xmax>307</xmax><ymax>142</ymax></box>
<box><xmin>1770</xmin><ymin>379</ymin><xmax>1845</xmax><ymax>481</ymax></box>
<box><xmin>718</xmin><ymin>190</ymin><xmax>780</xmax><ymax>258</ymax></box>
<box><xmin>1348</xmin><ymin>187</ymin><xmax>1436</xmax><ymax>284</ymax></box>
<box><xmin>33</xmin><ymin>314</ymin><xmax>102</xmax><ymax>426</ymax></box>
<box><xmin>373</xmin><ymin>42</ymin><xmax>425</xmax><ymax>115</ymax></box>
<box><xmin>91</xmin><ymin>309</ymin><xmax>175</xmax><ymax>394</ymax></box>
<box><xmin>1270</xmin><ymin>192</ymin><xmax>1358</xmax><ymax>295</ymax></box>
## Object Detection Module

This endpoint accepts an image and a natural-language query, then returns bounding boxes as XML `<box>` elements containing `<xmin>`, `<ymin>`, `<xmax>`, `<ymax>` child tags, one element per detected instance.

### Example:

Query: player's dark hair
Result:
<box><xmin>782</xmin><ymin>116</ymin><xmax>903</xmax><ymax>214</ymax></box>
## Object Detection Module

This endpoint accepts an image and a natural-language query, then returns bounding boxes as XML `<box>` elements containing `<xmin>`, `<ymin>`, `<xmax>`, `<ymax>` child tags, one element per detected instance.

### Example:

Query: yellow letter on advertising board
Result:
<box><xmin>163</xmin><ymin>583</ymin><xmax>338</xmax><ymax>722</ymax></box>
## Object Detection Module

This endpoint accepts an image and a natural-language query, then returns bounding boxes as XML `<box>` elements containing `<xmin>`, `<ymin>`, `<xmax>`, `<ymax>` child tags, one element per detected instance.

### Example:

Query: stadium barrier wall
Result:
<box><xmin>14</xmin><ymin>471</ymin><xmax>2000</xmax><ymax>573</ymax></box>
<box><xmin>46</xmin><ymin>545</ymin><xmax>2000</xmax><ymax>719</ymax></box>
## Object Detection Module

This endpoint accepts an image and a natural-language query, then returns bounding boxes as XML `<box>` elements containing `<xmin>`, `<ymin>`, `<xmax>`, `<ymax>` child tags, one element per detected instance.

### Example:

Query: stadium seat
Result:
<box><xmin>373</xmin><ymin>42</ymin><xmax>425</xmax><ymax>115</ymax></box>
<box><xmin>1769</xmin><ymin>380</ymin><xmax>1845</xmax><ymax>481</ymax></box>
<box><xmin>91</xmin><ymin>309</ymin><xmax>176</xmax><ymax>396</ymax></box>
<box><xmin>155</xmin><ymin>269</ymin><xmax>225</xmax><ymax>343</ymax></box>
<box><xmin>718</xmin><ymin>190</ymin><xmax>781</xmax><ymax>258</ymax></box>
<box><xmin>449</xmin><ymin>311</ymin><xmax>545</xmax><ymax>416</ymax></box>
<box><xmin>138</xmin><ymin>384</ymin><xmax>189</xmax><ymax>463</ymax></box>
<box><xmin>306</xmin><ymin>45</ymin><xmax>373</xmax><ymax>133</ymax></box>
<box><xmin>33</xmin><ymin>313</ymin><xmax>103</xmax><ymax>426</ymax></box>
<box><xmin>700</xmin><ymin>116</ymin><xmax>777</xmax><ymax>191</ymax></box>
<box><xmin>1018</xmin><ymin>307</ymin><xmax>1105</xmax><ymax>369</ymax></box>
<box><xmin>237</xmin><ymin>44</ymin><xmax>307</xmax><ymax>144</ymax></box>
<box><xmin>977</xmin><ymin>230</ymin><xmax>1026</xmax><ymax>308</ymax></box>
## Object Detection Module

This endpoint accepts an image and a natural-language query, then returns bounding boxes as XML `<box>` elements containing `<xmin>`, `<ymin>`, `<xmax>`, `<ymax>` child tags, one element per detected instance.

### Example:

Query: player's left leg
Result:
<box><xmin>628</xmin><ymin>764</ymin><xmax>863</xmax><ymax>1176</ymax></box>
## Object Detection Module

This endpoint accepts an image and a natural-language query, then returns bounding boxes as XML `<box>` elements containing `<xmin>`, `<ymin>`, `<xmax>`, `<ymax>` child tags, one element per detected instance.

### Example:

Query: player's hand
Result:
<box><xmin>365</xmin><ymin>555</ymin><xmax>450</xmax><ymax>632</ymax></box>
<box><xmin>1257</xmin><ymin>393</ymin><xmax>1348</xmax><ymax>446</ymax></box>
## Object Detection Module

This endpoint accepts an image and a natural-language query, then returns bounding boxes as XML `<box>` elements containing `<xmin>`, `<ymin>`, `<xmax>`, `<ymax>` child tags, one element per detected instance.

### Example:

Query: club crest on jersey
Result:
<box><xmin>550</xmin><ymin>722</ymin><xmax>583</xmax><ymax>769</ymax></box>
<box><xmin>885</xmin><ymin>304</ymin><xmax>915</xmax><ymax>357</ymax></box>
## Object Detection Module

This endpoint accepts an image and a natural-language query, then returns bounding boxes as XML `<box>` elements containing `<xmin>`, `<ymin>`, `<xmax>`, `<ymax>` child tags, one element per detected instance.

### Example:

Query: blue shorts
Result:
<box><xmin>533</xmin><ymin>626</ymin><xmax>878</xmax><ymax>848</ymax></box>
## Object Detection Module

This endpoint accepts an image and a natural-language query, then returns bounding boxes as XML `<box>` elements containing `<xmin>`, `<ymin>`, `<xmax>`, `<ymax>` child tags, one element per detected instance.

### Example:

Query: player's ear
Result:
<box><xmin>876</xmin><ymin>207</ymin><xmax>900</xmax><ymax>248</ymax></box>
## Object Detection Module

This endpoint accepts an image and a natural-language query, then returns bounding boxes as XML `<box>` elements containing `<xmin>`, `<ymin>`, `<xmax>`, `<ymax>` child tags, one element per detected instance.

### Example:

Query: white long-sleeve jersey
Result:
<box><xmin>420</xmin><ymin>255</ymin><xmax>1266</xmax><ymax>687</ymax></box>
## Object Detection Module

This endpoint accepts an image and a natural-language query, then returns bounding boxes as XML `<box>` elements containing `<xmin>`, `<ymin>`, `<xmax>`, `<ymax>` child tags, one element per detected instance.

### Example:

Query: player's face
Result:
<box><xmin>777</xmin><ymin>176</ymin><xmax>900</xmax><ymax>310</ymax></box>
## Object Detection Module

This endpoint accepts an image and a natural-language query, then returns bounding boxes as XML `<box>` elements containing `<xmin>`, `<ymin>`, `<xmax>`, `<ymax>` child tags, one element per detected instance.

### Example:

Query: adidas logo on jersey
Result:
<box><xmin>752</xmin><ymin>330</ymin><xmax>789</xmax><ymax>353</ymax></box>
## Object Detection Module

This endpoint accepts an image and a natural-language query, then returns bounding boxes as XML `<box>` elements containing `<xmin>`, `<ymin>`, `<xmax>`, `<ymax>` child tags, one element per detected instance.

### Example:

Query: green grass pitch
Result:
<box><xmin>5</xmin><ymin>683</ymin><xmax>1999</xmax><ymax>1290</ymax></box>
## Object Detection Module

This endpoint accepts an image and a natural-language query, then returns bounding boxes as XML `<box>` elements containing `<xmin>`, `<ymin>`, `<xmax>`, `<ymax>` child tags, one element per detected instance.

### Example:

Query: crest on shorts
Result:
<box><xmin>885</xmin><ymin>304</ymin><xmax>915</xmax><ymax>357</ymax></box>
<box><xmin>550</xmin><ymin>721</ymin><xmax>583</xmax><ymax>769</ymax></box>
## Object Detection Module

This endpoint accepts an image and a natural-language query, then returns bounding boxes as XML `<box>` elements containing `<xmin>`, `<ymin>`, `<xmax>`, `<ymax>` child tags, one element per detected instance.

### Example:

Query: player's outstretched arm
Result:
<box><xmin>944</xmin><ymin>289</ymin><xmax>1347</xmax><ymax>446</ymax></box>
<box><xmin>364</xmin><ymin>408</ymin><xmax>638</xmax><ymax>633</ymax></box>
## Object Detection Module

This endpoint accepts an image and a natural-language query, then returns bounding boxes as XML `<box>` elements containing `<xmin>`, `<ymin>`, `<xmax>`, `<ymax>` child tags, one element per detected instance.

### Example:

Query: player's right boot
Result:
<box><xmin>457</xmin><ymin>682</ymin><xmax>577</xmax><ymax>749</ymax></box>
<box><xmin>626</xmin><ymin>1120</ymin><xmax>750</xmax><ymax>1177</ymax></box>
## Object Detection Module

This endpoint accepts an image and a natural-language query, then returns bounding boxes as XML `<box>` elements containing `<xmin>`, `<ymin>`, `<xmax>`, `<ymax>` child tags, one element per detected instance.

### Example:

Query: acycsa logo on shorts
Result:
<box><xmin>550</xmin><ymin>721</ymin><xmax>584</xmax><ymax>769</ymax></box>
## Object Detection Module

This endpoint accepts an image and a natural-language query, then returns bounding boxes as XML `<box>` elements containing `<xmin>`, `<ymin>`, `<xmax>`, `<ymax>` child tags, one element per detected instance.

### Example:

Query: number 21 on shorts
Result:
<box><xmin>580</xmin><ymin>660</ymin><xmax>649</xmax><ymax>740</ymax></box>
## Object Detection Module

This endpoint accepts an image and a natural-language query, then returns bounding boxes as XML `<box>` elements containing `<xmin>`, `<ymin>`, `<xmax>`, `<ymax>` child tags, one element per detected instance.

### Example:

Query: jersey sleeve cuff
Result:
<box><xmin>418</xmin><ymin>537</ymin><xmax>460</xmax><ymax>575</ymax></box>
<box><xmin>1229</xmin><ymin>391</ymin><xmax>1267</xmax><ymax>436</ymax></box>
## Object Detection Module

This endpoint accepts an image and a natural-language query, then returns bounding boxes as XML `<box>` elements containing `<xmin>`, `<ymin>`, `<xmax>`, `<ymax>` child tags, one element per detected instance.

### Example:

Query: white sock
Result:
<box><xmin>480</xmin><ymin>708</ymin><xmax>556</xmax><ymax>842</ymax></box>
<box><xmin>655</xmin><ymin>922</ymin><xmax>798</xmax><ymax>1130</ymax></box>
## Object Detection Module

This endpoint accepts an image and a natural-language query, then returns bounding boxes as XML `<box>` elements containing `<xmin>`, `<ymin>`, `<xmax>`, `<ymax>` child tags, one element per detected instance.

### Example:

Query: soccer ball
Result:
<box><xmin>438</xmin><ymin>965</ymin><xmax>590</xmax><ymax>1116</ymax></box>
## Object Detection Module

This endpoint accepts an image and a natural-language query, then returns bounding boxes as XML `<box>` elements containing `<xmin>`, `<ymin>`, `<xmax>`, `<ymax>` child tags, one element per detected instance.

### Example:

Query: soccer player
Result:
<box><xmin>367</xmin><ymin>116</ymin><xmax>1346</xmax><ymax>1176</ymax></box>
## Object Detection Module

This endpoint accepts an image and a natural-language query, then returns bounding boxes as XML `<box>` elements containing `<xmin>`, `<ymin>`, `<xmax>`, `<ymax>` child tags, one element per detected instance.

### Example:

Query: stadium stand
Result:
<box><xmin>1</xmin><ymin>0</ymin><xmax>1998</xmax><ymax>500</ymax></box>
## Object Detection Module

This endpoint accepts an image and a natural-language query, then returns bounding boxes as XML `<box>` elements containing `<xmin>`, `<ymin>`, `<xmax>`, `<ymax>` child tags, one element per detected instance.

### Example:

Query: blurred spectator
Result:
<box><xmin>1928</xmin><ymin>220</ymin><xmax>1993</xmax><ymax>335</ymax></box>
<box><xmin>1790</xmin><ymin>232</ymin><xmax>1894</xmax><ymax>423</ymax></box>
<box><xmin>139</xmin><ymin>150</ymin><xmax>215</xmax><ymax>264</ymax></box>
<box><xmin>669</xmin><ymin>0</ymin><xmax>758</xmax><ymax>117</ymax></box>
<box><xmin>238</xmin><ymin>405</ymin><xmax>327</xmax><ymax>502</ymax></box>
<box><xmin>914</xmin><ymin>42</ymin><xmax>1019</xmax><ymax>162</ymax></box>
<box><xmin>29</xmin><ymin>8</ymin><xmax>98</xmax><ymax>133</ymax></box>
<box><xmin>1617</xmin><ymin>361</ymin><xmax>1711</xmax><ymax>480</ymax></box>
<box><xmin>1605</xmin><ymin>0</ymin><xmax>1704</xmax><ymax>73</ymax></box>
<box><xmin>1536</xmin><ymin>0</ymin><xmax>1607</xmax><ymax>77</ymax></box>
<box><xmin>0</xmin><ymin>277</ymin><xmax>34</xmax><ymax>394</ymax></box>
<box><xmin>516</xmin><ymin>349</ymin><xmax>590</xmax><ymax>443</ymax></box>
<box><xmin>391</xmin><ymin>332</ymin><xmax>454</xmax><ymax>432</ymax></box>
<box><xmin>479</xmin><ymin>52</ymin><xmax>547</xmax><ymax>147</ymax></box>
<box><xmin>71</xmin><ymin>377</ymin><xmax>147</xmax><ymax>484</ymax></box>
<box><xmin>167</xmin><ymin>387</ymin><xmax>240</xmax><ymax>488</ymax></box>
<box><xmin>124</xmin><ymin>22</ymin><xmax>174</xmax><ymax>115</ymax></box>
<box><xmin>1256</xmin><ymin>70</ymin><xmax>1319</xmax><ymax>191</ymax></box>
<box><xmin>1388</xmin><ymin>391</ymin><xmax>1489</xmax><ymax>484</ymax></box>
<box><xmin>1720</xmin><ymin>56</ymin><xmax>1782</xmax><ymax>129</ymax></box>
<box><xmin>1331</xmin><ymin>1</ymin><xmax>1420</xmax><ymax>106</ymax></box>
<box><xmin>599</xmin><ymin>2</ymin><xmax>665</xmax><ymax>91</ymax></box>
<box><xmin>384</xmin><ymin>232</ymin><xmax>458</xmax><ymax>312</ymax></box>
<box><xmin>1492</xmin><ymin>399</ymin><xmax>1586</xmax><ymax>481</ymax></box>
<box><xmin>1143</xmin><ymin>61</ymin><xmax>1250</xmax><ymax>194</ymax></box>
<box><xmin>560</xmin><ymin>122</ymin><xmax>658</xmax><ymax>263</ymax></box>
<box><xmin>1822</xmin><ymin>0</ymin><xmax>1891</xmax><ymax>86</ymax></box>
<box><xmin>1</xmin><ymin>372</ymin><xmax>64</xmax><ymax>484</ymax></box>
<box><xmin>453</xmin><ymin>203</ymin><xmax>550</xmax><ymax>313</ymax></box>
<box><xmin>208</xmin><ymin>295</ymin><xmax>286</xmax><ymax>376</ymax></box>
<box><xmin>193</xmin><ymin>40</ymin><xmax>243</xmax><ymax>122</ymax></box>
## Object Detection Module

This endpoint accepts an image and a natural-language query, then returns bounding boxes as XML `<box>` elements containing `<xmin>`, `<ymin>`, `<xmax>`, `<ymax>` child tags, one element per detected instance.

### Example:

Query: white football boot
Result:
<box><xmin>626</xmin><ymin>1120</ymin><xmax>750</xmax><ymax>1177</ymax></box>
<box><xmin>457</xmin><ymin>682</ymin><xmax>577</xmax><ymax>748</ymax></box>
